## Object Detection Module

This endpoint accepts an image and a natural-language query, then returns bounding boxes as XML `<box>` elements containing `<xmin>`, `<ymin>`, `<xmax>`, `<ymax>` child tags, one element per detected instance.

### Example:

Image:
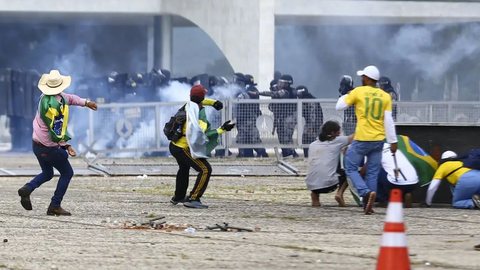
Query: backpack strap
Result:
<box><xmin>444</xmin><ymin>166</ymin><xmax>463</xmax><ymax>179</ymax></box>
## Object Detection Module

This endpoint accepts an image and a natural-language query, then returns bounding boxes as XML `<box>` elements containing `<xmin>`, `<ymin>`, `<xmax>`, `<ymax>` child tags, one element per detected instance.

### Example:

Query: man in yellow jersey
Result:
<box><xmin>169</xmin><ymin>85</ymin><xmax>235</xmax><ymax>209</ymax></box>
<box><xmin>426</xmin><ymin>151</ymin><xmax>480</xmax><ymax>209</ymax></box>
<box><xmin>336</xmin><ymin>65</ymin><xmax>398</xmax><ymax>214</ymax></box>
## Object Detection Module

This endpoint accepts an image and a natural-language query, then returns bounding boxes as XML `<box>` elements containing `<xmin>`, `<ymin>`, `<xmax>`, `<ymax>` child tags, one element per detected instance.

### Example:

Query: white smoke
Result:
<box><xmin>387</xmin><ymin>24</ymin><xmax>480</xmax><ymax>80</ymax></box>
<box><xmin>53</xmin><ymin>44</ymin><xmax>98</xmax><ymax>81</ymax></box>
<box><xmin>277</xmin><ymin>22</ymin><xmax>480</xmax><ymax>101</ymax></box>
<box><xmin>157</xmin><ymin>81</ymin><xmax>191</xmax><ymax>102</ymax></box>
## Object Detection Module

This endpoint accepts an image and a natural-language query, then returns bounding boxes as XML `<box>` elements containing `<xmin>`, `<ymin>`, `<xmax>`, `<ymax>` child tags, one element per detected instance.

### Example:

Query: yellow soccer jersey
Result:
<box><xmin>433</xmin><ymin>161</ymin><xmax>470</xmax><ymax>185</ymax></box>
<box><xmin>345</xmin><ymin>85</ymin><xmax>392</xmax><ymax>141</ymax></box>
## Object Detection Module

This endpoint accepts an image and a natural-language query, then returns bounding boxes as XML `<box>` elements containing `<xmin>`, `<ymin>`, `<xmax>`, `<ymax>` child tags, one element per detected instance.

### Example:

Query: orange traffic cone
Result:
<box><xmin>376</xmin><ymin>189</ymin><xmax>411</xmax><ymax>270</ymax></box>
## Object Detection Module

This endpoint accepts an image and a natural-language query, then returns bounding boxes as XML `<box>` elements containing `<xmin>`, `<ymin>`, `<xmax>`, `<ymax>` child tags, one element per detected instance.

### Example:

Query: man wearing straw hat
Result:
<box><xmin>17</xmin><ymin>70</ymin><xmax>97</xmax><ymax>216</ymax></box>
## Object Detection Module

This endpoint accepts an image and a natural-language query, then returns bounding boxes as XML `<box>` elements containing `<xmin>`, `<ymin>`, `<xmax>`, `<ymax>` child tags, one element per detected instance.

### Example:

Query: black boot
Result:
<box><xmin>47</xmin><ymin>205</ymin><xmax>71</xmax><ymax>216</ymax></box>
<box><xmin>18</xmin><ymin>185</ymin><xmax>33</xmax><ymax>210</ymax></box>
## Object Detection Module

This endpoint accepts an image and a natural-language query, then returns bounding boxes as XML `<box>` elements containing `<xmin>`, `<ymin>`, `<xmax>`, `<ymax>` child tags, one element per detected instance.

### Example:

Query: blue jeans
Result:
<box><xmin>345</xmin><ymin>140</ymin><xmax>384</xmax><ymax>197</ymax></box>
<box><xmin>452</xmin><ymin>170</ymin><xmax>480</xmax><ymax>209</ymax></box>
<box><xmin>25</xmin><ymin>141</ymin><xmax>74</xmax><ymax>207</ymax></box>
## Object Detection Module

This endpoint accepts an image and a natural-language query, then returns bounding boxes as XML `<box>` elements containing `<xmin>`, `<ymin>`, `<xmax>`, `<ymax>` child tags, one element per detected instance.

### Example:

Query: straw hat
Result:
<box><xmin>38</xmin><ymin>70</ymin><xmax>71</xmax><ymax>95</ymax></box>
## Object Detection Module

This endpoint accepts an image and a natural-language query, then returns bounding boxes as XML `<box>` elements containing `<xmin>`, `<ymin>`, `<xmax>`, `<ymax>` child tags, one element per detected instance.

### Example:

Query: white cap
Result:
<box><xmin>356</xmin><ymin>65</ymin><xmax>380</xmax><ymax>81</ymax></box>
<box><xmin>441</xmin><ymin>150</ymin><xmax>457</xmax><ymax>159</ymax></box>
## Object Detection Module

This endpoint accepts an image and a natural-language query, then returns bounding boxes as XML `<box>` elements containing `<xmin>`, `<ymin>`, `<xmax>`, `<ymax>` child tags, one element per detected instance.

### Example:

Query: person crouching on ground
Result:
<box><xmin>426</xmin><ymin>151</ymin><xmax>480</xmax><ymax>209</ymax></box>
<box><xmin>377</xmin><ymin>142</ymin><xmax>419</xmax><ymax>208</ymax></box>
<box><xmin>169</xmin><ymin>84</ymin><xmax>235</xmax><ymax>209</ymax></box>
<box><xmin>17</xmin><ymin>70</ymin><xmax>97</xmax><ymax>216</ymax></box>
<box><xmin>305</xmin><ymin>121</ymin><xmax>353</xmax><ymax>207</ymax></box>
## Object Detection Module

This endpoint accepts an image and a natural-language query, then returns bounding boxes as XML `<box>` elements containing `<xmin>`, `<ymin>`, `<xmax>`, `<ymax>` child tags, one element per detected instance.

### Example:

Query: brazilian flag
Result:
<box><xmin>397</xmin><ymin>135</ymin><xmax>438</xmax><ymax>186</ymax></box>
<box><xmin>347</xmin><ymin>135</ymin><xmax>437</xmax><ymax>205</ymax></box>
<box><xmin>39</xmin><ymin>95</ymin><xmax>71</xmax><ymax>143</ymax></box>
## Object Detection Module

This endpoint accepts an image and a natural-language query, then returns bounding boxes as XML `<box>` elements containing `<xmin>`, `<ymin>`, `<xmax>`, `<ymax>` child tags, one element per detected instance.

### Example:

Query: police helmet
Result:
<box><xmin>296</xmin><ymin>85</ymin><xmax>309</xmax><ymax>98</ymax></box>
<box><xmin>338</xmin><ymin>75</ymin><xmax>354</xmax><ymax>95</ymax></box>
<box><xmin>277</xmin><ymin>74</ymin><xmax>293</xmax><ymax>90</ymax></box>
<box><xmin>378</xmin><ymin>76</ymin><xmax>395</xmax><ymax>93</ymax></box>
<box><xmin>244</xmin><ymin>74</ymin><xmax>256</xmax><ymax>86</ymax></box>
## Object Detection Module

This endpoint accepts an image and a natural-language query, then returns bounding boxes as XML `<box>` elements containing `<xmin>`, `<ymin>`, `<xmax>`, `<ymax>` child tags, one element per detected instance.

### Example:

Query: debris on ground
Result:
<box><xmin>111</xmin><ymin>216</ymin><xmax>194</xmax><ymax>232</ymax></box>
<box><xmin>184</xmin><ymin>227</ymin><xmax>196</xmax><ymax>234</ymax></box>
<box><xmin>206</xmin><ymin>222</ymin><xmax>254</xmax><ymax>232</ymax></box>
<box><xmin>121</xmin><ymin>216</ymin><xmax>166</xmax><ymax>229</ymax></box>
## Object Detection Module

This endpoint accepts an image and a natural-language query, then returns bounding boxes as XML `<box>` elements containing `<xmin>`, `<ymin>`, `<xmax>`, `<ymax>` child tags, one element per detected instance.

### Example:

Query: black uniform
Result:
<box><xmin>338</xmin><ymin>75</ymin><xmax>356</xmax><ymax>136</ymax></box>
<box><xmin>296</xmin><ymin>86</ymin><xmax>323</xmax><ymax>157</ymax></box>
<box><xmin>8</xmin><ymin>69</ymin><xmax>40</xmax><ymax>152</ymax></box>
<box><xmin>261</xmin><ymin>74</ymin><xmax>298</xmax><ymax>158</ymax></box>
<box><xmin>378</xmin><ymin>76</ymin><xmax>398</xmax><ymax>121</ymax></box>
<box><xmin>235</xmin><ymin>75</ymin><xmax>268</xmax><ymax>157</ymax></box>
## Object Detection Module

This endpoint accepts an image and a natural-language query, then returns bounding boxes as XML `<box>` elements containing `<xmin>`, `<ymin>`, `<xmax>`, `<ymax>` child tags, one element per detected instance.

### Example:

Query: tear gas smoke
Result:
<box><xmin>276</xmin><ymin>22</ymin><xmax>480</xmax><ymax>101</ymax></box>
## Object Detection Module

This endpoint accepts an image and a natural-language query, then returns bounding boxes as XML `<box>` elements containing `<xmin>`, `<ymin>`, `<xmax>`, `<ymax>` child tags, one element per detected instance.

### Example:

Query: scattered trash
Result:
<box><xmin>146</xmin><ymin>212</ymin><xmax>156</xmax><ymax>218</ymax></box>
<box><xmin>474</xmin><ymin>244</ymin><xmax>480</xmax><ymax>251</ymax></box>
<box><xmin>114</xmin><ymin>216</ymin><xmax>194</xmax><ymax>232</ymax></box>
<box><xmin>163</xmin><ymin>224</ymin><xmax>192</xmax><ymax>232</ymax></box>
<box><xmin>3</xmin><ymin>239</ymin><xmax>7</xmax><ymax>243</ymax></box>
<box><xmin>184</xmin><ymin>227</ymin><xmax>196</xmax><ymax>234</ymax></box>
<box><xmin>206</xmin><ymin>222</ymin><xmax>254</xmax><ymax>232</ymax></box>
<box><xmin>425</xmin><ymin>262</ymin><xmax>431</xmax><ymax>266</ymax></box>
<box><xmin>136</xmin><ymin>174</ymin><xmax>148</xmax><ymax>179</ymax></box>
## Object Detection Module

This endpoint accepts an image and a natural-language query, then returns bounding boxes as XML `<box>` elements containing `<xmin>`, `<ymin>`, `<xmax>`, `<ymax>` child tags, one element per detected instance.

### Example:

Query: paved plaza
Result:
<box><xmin>0</xmin><ymin>155</ymin><xmax>479</xmax><ymax>269</ymax></box>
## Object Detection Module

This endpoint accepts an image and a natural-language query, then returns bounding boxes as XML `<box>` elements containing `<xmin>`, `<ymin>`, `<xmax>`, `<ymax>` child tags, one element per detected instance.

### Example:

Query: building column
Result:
<box><xmin>146</xmin><ymin>17</ymin><xmax>155</xmax><ymax>71</ymax></box>
<box><xmin>159</xmin><ymin>15</ymin><xmax>173</xmax><ymax>70</ymax></box>
<box><xmin>147</xmin><ymin>15</ymin><xmax>173</xmax><ymax>72</ymax></box>
<box><xmin>257</xmin><ymin>0</ymin><xmax>275</xmax><ymax>92</ymax></box>
<box><xmin>161</xmin><ymin>0</ymin><xmax>273</xmax><ymax>87</ymax></box>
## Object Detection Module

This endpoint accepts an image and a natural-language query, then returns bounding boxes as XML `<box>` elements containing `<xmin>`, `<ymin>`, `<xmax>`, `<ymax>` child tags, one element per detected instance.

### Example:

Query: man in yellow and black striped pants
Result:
<box><xmin>169</xmin><ymin>85</ymin><xmax>235</xmax><ymax>209</ymax></box>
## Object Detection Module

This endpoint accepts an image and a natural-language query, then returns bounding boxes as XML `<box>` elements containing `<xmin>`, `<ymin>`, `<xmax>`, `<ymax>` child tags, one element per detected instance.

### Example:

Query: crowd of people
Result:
<box><xmin>305</xmin><ymin>65</ymin><xmax>480</xmax><ymax>214</ymax></box>
<box><xmin>13</xmin><ymin>65</ymin><xmax>480</xmax><ymax>214</ymax></box>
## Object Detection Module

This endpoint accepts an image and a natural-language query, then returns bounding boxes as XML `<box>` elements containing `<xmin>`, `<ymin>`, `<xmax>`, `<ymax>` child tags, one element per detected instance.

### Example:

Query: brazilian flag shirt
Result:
<box><xmin>345</xmin><ymin>86</ymin><xmax>392</xmax><ymax>141</ymax></box>
<box><xmin>39</xmin><ymin>94</ymin><xmax>71</xmax><ymax>143</ymax></box>
<box><xmin>33</xmin><ymin>93</ymin><xmax>87</xmax><ymax>147</ymax></box>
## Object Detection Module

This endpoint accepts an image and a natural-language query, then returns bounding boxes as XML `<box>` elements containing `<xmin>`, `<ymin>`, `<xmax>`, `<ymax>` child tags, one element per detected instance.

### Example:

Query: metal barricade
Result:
<box><xmin>70</xmin><ymin>99</ymin><xmax>480</xmax><ymax>156</ymax></box>
<box><xmin>227</xmin><ymin>99</ymin><xmax>341</xmax><ymax>149</ymax></box>
<box><xmin>396</xmin><ymin>101</ymin><xmax>480</xmax><ymax>124</ymax></box>
<box><xmin>81</xmin><ymin>102</ymin><xmax>225</xmax><ymax>156</ymax></box>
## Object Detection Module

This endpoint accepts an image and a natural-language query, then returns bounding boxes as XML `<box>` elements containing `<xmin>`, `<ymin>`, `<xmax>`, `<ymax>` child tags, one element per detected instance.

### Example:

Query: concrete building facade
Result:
<box><xmin>1</xmin><ymin>0</ymin><xmax>480</xmax><ymax>91</ymax></box>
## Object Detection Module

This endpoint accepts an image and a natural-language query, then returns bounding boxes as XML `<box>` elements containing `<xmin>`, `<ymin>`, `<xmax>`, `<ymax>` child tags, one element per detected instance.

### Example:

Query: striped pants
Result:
<box><xmin>169</xmin><ymin>143</ymin><xmax>212</xmax><ymax>201</ymax></box>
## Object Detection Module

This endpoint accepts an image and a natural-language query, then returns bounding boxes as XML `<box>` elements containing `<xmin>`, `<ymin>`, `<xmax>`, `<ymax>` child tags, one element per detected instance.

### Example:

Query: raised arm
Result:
<box><xmin>63</xmin><ymin>93</ymin><xmax>97</xmax><ymax>110</ymax></box>
<box><xmin>335</xmin><ymin>95</ymin><xmax>349</xmax><ymax>111</ymax></box>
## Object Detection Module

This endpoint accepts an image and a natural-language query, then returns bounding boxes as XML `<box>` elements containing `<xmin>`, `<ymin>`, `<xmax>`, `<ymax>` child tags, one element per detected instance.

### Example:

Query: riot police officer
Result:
<box><xmin>378</xmin><ymin>76</ymin><xmax>398</xmax><ymax>121</ymax></box>
<box><xmin>296</xmin><ymin>85</ymin><xmax>323</xmax><ymax>157</ymax></box>
<box><xmin>338</xmin><ymin>75</ymin><xmax>356</xmax><ymax>136</ymax></box>
<box><xmin>235</xmin><ymin>74</ymin><xmax>268</xmax><ymax>157</ymax></box>
<box><xmin>260</xmin><ymin>74</ymin><xmax>298</xmax><ymax>157</ymax></box>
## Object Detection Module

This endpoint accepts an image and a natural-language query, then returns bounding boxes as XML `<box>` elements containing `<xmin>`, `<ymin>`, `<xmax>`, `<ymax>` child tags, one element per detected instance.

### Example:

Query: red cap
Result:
<box><xmin>190</xmin><ymin>85</ymin><xmax>206</xmax><ymax>98</ymax></box>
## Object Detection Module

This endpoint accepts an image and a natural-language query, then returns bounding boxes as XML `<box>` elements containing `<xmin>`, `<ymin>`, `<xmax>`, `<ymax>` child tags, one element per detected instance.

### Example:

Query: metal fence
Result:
<box><xmin>82</xmin><ymin>101</ymin><xmax>224</xmax><ymax>155</ymax></box>
<box><xmin>396</xmin><ymin>102</ymin><xmax>480</xmax><ymax>124</ymax></box>
<box><xmin>77</xmin><ymin>100</ymin><xmax>480</xmax><ymax>155</ymax></box>
<box><xmin>1</xmin><ymin>100</ymin><xmax>477</xmax><ymax>154</ymax></box>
